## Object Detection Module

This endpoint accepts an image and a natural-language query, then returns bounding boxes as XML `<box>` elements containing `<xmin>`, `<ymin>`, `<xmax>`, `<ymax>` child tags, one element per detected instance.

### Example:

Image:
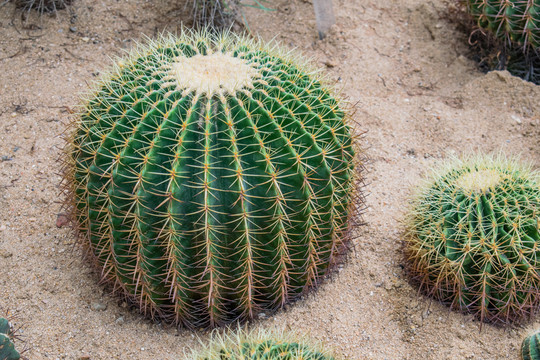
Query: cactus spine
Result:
<box><xmin>63</xmin><ymin>30</ymin><xmax>360</xmax><ymax>328</ymax></box>
<box><xmin>464</xmin><ymin>0</ymin><xmax>540</xmax><ymax>50</ymax></box>
<box><xmin>405</xmin><ymin>155</ymin><xmax>540</xmax><ymax>323</ymax></box>
<box><xmin>0</xmin><ymin>318</ymin><xmax>20</xmax><ymax>360</ymax></box>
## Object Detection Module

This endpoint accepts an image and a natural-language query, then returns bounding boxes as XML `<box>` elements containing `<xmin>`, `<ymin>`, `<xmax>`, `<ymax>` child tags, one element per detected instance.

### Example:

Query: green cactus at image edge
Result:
<box><xmin>62</xmin><ymin>30</ymin><xmax>363</xmax><ymax>328</ymax></box>
<box><xmin>0</xmin><ymin>318</ymin><xmax>20</xmax><ymax>360</ymax></box>
<box><xmin>465</xmin><ymin>0</ymin><xmax>540</xmax><ymax>50</ymax></box>
<box><xmin>405</xmin><ymin>155</ymin><xmax>540</xmax><ymax>323</ymax></box>
<box><xmin>188</xmin><ymin>327</ymin><xmax>338</xmax><ymax>360</ymax></box>
<box><xmin>522</xmin><ymin>329</ymin><xmax>540</xmax><ymax>360</ymax></box>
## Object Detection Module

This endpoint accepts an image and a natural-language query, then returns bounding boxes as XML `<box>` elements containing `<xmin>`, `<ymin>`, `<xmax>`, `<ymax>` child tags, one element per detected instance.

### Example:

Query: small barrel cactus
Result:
<box><xmin>63</xmin><ymin>30</ymin><xmax>361</xmax><ymax>328</ymax></box>
<box><xmin>0</xmin><ymin>317</ymin><xmax>20</xmax><ymax>360</ymax></box>
<box><xmin>464</xmin><ymin>0</ymin><xmax>540</xmax><ymax>50</ymax></box>
<box><xmin>187</xmin><ymin>328</ymin><xmax>338</xmax><ymax>360</ymax></box>
<box><xmin>405</xmin><ymin>155</ymin><xmax>540</xmax><ymax>323</ymax></box>
<box><xmin>522</xmin><ymin>329</ymin><xmax>540</xmax><ymax>360</ymax></box>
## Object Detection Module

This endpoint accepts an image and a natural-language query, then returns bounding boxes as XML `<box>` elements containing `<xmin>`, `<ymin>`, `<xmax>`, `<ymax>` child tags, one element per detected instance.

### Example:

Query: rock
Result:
<box><xmin>90</xmin><ymin>301</ymin><xmax>107</xmax><ymax>311</ymax></box>
<box><xmin>511</xmin><ymin>114</ymin><xmax>522</xmax><ymax>124</ymax></box>
<box><xmin>115</xmin><ymin>316</ymin><xmax>125</xmax><ymax>325</ymax></box>
<box><xmin>0</xmin><ymin>249</ymin><xmax>13</xmax><ymax>258</ymax></box>
<box><xmin>56</xmin><ymin>213</ymin><xmax>70</xmax><ymax>228</ymax></box>
<box><xmin>70</xmin><ymin>27</ymin><xmax>77</xmax><ymax>33</ymax></box>
<box><xmin>323</xmin><ymin>59</ymin><xmax>338</xmax><ymax>68</ymax></box>
<box><xmin>494</xmin><ymin>70</ymin><xmax>512</xmax><ymax>82</ymax></box>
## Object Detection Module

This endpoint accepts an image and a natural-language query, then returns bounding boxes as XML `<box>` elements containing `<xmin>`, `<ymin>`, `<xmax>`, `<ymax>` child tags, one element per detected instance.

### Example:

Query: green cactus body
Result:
<box><xmin>0</xmin><ymin>318</ymin><xmax>20</xmax><ymax>360</ymax></box>
<box><xmin>405</xmin><ymin>156</ymin><xmax>540</xmax><ymax>323</ymax></box>
<box><xmin>465</xmin><ymin>0</ymin><xmax>540</xmax><ymax>50</ymax></box>
<box><xmin>0</xmin><ymin>318</ymin><xmax>9</xmax><ymax>335</ymax></box>
<box><xmin>65</xmin><ymin>31</ymin><xmax>358</xmax><ymax>328</ymax></box>
<box><xmin>189</xmin><ymin>328</ymin><xmax>337</xmax><ymax>360</ymax></box>
<box><xmin>522</xmin><ymin>330</ymin><xmax>540</xmax><ymax>360</ymax></box>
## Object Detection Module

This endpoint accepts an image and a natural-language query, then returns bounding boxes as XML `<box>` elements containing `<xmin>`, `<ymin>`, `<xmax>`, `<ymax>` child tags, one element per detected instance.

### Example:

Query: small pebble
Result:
<box><xmin>0</xmin><ymin>249</ymin><xmax>12</xmax><ymax>258</ymax></box>
<box><xmin>324</xmin><ymin>59</ymin><xmax>337</xmax><ymax>68</ymax></box>
<box><xmin>90</xmin><ymin>301</ymin><xmax>107</xmax><ymax>311</ymax></box>
<box><xmin>115</xmin><ymin>316</ymin><xmax>125</xmax><ymax>325</ymax></box>
<box><xmin>511</xmin><ymin>114</ymin><xmax>522</xmax><ymax>124</ymax></box>
<box><xmin>56</xmin><ymin>213</ymin><xmax>70</xmax><ymax>228</ymax></box>
<box><xmin>258</xmin><ymin>312</ymin><xmax>267</xmax><ymax>319</ymax></box>
<box><xmin>69</xmin><ymin>27</ymin><xmax>77</xmax><ymax>33</ymax></box>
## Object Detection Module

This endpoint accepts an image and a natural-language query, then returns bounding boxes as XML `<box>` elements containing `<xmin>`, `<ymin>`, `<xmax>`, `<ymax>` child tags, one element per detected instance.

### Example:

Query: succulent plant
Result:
<box><xmin>405</xmin><ymin>155</ymin><xmax>540</xmax><ymax>324</ymax></box>
<box><xmin>464</xmin><ymin>0</ymin><xmax>540</xmax><ymax>51</ymax></box>
<box><xmin>187</xmin><ymin>327</ymin><xmax>337</xmax><ymax>360</ymax></box>
<box><xmin>0</xmin><ymin>317</ymin><xmax>20</xmax><ymax>360</ymax></box>
<box><xmin>522</xmin><ymin>329</ymin><xmax>540</xmax><ymax>360</ymax></box>
<box><xmin>62</xmin><ymin>30</ymin><xmax>362</xmax><ymax>328</ymax></box>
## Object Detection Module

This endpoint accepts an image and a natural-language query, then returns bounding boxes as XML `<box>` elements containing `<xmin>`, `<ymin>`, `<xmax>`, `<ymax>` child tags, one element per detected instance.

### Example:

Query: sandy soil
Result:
<box><xmin>1</xmin><ymin>0</ymin><xmax>540</xmax><ymax>359</ymax></box>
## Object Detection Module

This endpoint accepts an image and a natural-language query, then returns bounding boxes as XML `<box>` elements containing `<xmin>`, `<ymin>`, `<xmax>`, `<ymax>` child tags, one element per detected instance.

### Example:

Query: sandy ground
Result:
<box><xmin>1</xmin><ymin>0</ymin><xmax>540</xmax><ymax>359</ymax></box>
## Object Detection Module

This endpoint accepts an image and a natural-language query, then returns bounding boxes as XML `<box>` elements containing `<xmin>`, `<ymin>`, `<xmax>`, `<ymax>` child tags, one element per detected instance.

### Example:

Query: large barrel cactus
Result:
<box><xmin>405</xmin><ymin>155</ymin><xmax>540</xmax><ymax>323</ymax></box>
<box><xmin>464</xmin><ymin>0</ymin><xmax>540</xmax><ymax>50</ymax></box>
<box><xmin>63</xmin><ymin>31</ymin><xmax>360</xmax><ymax>328</ymax></box>
<box><xmin>187</xmin><ymin>327</ymin><xmax>338</xmax><ymax>360</ymax></box>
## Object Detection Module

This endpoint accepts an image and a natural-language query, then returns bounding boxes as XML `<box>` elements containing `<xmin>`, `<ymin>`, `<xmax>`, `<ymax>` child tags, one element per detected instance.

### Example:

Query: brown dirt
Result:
<box><xmin>1</xmin><ymin>0</ymin><xmax>540</xmax><ymax>359</ymax></box>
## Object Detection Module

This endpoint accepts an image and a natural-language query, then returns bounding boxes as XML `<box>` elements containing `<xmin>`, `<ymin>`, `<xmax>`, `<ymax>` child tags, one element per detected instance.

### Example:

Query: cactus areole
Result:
<box><xmin>405</xmin><ymin>156</ymin><xmax>540</xmax><ymax>324</ymax></box>
<box><xmin>64</xmin><ymin>31</ymin><xmax>358</xmax><ymax>328</ymax></box>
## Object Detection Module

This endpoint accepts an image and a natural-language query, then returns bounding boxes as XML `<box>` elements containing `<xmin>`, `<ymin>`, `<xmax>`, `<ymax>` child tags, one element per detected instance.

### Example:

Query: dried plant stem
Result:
<box><xmin>191</xmin><ymin>0</ymin><xmax>240</xmax><ymax>30</ymax></box>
